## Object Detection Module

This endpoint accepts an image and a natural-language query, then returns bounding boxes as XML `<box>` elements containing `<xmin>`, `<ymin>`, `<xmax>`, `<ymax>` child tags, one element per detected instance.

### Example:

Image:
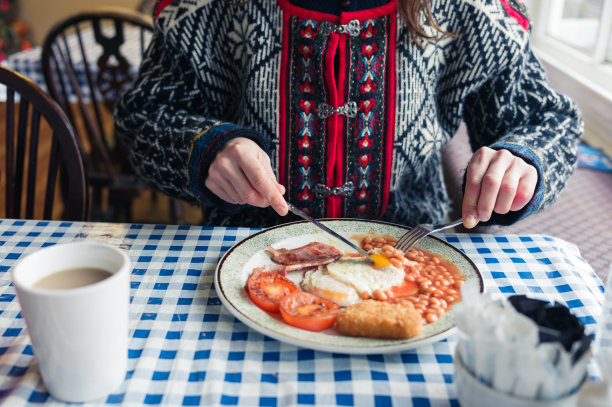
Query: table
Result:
<box><xmin>0</xmin><ymin>219</ymin><xmax>604</xmax><ymax>406</ymax></box>
<box><xmin>1</xmin><ymin>25</ymin><xmax>150</xmax><ymax>101</ymax></box>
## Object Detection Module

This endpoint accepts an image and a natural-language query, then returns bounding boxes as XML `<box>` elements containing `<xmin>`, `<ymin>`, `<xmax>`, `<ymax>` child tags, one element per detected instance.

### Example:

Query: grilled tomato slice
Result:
<box><xmin>247</xmin><ymin>271</ymin><xmax>299</xmax><ymax>313</ymax></box>
<box><xmin>278</xmin><ymin>292</ymin><xmax>340</xmax><ymax>332</ymax></box>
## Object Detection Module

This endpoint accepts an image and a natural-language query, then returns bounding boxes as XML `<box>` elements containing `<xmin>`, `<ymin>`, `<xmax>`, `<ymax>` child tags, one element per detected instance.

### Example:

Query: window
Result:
<box><xmin>547</xmin><ymin>0</ymin><xmax>604</xmax><ymax>54</ymax></box>
<box><xmin>526</xmin><ymin>0</ymin><xmax>612</xmax><ymax>153</ymax></box>
<box><xmin>608</xmin><ymin>27</ymin><xmax>612</xmax><ymax>61</ymax></box>
<box><xmin>528</xmin><ymin>0</ymin><xmax>612</xmax><ymax>94</ymax></box>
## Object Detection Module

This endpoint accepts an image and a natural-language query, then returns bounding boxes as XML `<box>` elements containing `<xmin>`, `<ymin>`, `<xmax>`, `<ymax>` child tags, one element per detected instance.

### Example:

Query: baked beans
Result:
<box><xmin>359</xmin><ymin>234</ymin><xmax>465</xmax><ymax>325</ymax></box>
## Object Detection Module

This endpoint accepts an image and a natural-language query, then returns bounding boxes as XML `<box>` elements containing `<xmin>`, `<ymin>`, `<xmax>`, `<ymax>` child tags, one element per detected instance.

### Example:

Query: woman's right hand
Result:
<box><xmin>205</xmin><ymin>137</ymin><xmax>289</xmax><ymax>216</ymax></box>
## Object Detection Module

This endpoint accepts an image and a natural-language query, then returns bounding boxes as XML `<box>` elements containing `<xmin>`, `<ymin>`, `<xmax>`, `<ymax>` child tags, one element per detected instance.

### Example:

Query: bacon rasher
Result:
<box><xmin>266</xmin><ymin>242</ymin><xmax>343</xmax><ymax>265</ymax></box>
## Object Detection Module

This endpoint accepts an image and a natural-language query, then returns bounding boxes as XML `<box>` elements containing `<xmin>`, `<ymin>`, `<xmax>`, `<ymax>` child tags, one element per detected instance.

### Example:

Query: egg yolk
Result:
<box><xmin>369</xmin><ymin>253</ymin><xmax>391</xmax><ymax>268</ymax></box>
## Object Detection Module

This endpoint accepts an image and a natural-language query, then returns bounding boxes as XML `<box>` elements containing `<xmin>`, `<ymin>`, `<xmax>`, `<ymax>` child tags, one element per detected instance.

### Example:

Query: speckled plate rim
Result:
<box><xmin>214</xmin><ymin>219</ymin><xmax>484</xmax><ymax>354</ymax></box>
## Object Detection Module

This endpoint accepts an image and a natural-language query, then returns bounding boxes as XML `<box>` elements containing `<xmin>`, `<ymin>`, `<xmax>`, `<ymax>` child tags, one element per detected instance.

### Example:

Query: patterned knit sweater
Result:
<box><xmin>115</xmin><ymin>0</ymin><xmax>583</xmax><ymax>228</ymax></box>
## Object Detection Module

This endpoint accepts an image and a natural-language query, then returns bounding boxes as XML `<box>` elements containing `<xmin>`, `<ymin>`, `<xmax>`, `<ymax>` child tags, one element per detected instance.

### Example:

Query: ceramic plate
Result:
<box><xmin>214</xmin><ymin>219</ymin><xmax>483</xmax><ymax>354</ymax></box>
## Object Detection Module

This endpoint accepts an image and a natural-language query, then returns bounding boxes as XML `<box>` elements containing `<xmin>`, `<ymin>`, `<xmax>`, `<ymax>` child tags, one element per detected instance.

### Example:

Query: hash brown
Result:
<box><xmin>335</xmin><ymin>299</ymin><xmax>423</xmax><ymax>339</ymax></box>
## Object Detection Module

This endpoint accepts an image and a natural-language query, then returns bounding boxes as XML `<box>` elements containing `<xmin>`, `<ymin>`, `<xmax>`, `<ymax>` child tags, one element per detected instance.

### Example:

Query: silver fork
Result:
<box><xmin>395</xmin><ymin>218</ymin><xmax>464</xmax><ymax>253</ymax></box>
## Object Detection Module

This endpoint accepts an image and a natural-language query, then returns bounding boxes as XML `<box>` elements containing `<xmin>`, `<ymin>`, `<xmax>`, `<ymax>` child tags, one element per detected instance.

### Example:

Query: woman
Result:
<box><xmin>115</xmin><ymin>0</ymin><xmax>582</xmax><ymax>228</ymax></box>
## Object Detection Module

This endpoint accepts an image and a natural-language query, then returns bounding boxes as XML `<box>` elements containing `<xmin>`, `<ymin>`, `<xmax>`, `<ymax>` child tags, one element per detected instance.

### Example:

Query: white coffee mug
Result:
<box><xmin>12</xmin><ymin>241</ymin><xmax>130</xmax><ymax>402</ymax></box>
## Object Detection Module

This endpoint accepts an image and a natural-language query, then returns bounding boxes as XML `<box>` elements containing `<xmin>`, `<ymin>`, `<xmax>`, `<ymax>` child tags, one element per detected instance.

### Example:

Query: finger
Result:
<box><xmin>476</xmin><ymin>149</ymin><xmax>515</xmax><ymax>222</ymax></box>
<box><xmin>493</xmin><ymin>161</ymin><xmax>521</xmax><ymax>214</ymax></box>
<box><xmin>240</xmin><ymin>155</ymin><xmax>288</xmax><ymax>216</ymax></box>
<box><xmin>272</xmin><ymin>180</ymin><xmax>288</xmax><ymax>215</ymax></box>
<box><xmin>266</xmin><ymin>175</ymin><xmax>288</xmax><ymax>215</ymax></box>
<box><xmin>205</xmin><ymin>174</ymin><xmax>242</xmax><ymax>204</ymax></box>
<box><xmin>510</xmin><ymin>166</ymin><xmax>537</xmax><ymax>211</ymax></box>
<box><xmin>261</xmin><ymin>159</ymin><xmax>287</xmax><ymax>197</ymax></box>
<box><xmin>231</xmin><ymin>168</ymin><xmax>270</xmax><ymax>207</ymax></box>
<box><xmin>462</xmin><ymin>148</ymin><xmax>494</xmax><ymax>228</ymax></box>
<box><xmin>207</xmin><ymin>153</ymin><xmax>265</xmax><ymax>205</ymax></box>
<box><xmin>211</xmin><ymin>152</ymin><xmax>269</xmax><ymax>207</ymax></box>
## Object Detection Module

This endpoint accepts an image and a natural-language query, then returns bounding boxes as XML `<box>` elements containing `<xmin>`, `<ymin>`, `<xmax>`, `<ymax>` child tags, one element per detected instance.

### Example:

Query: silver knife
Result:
<box><xmin>286</xmin><ymin>202</ymin><xmax>374</xmax><ymax>264</ymax></box>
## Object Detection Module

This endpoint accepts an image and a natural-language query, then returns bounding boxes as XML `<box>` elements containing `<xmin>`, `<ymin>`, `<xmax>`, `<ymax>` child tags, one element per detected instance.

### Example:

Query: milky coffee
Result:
<box><xmin>33</xmin><ymin>267</ymin><xmax>113</xmax><ymax>290</ymax></box>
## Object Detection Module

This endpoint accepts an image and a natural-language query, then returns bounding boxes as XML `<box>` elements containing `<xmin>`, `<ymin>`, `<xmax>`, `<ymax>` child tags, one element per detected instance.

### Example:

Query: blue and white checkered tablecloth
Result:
<box><xmin>0</xmin><ymin>219</ymin><xmax>604</xmax><ymax>406</ymax></box>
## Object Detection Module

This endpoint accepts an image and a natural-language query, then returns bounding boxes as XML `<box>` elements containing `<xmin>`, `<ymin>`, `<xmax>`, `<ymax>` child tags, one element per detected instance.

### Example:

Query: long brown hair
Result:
<box><xmin>398</xmin><ymin>0</ymin><xmax>451</xmax><ymax>43</ymax></box>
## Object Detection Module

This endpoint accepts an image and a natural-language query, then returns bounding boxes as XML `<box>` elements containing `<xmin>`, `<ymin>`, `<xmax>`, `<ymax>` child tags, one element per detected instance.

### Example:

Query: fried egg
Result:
<box><xmin>302</xmin><ymin>267</ymin><xmax>361</xmax><ymax>307</ymax></box>
<box><xmin>301</xmin><ymin>258</ymin><xmax>405</xmax><ymax>306</ymax></box>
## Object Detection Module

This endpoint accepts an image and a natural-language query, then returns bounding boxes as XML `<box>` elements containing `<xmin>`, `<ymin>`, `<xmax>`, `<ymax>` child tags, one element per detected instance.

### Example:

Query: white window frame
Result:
<box><xmin>527</xmin><ymin>0</ymin><xmax>612</xmax><ymax>154</ymax></box>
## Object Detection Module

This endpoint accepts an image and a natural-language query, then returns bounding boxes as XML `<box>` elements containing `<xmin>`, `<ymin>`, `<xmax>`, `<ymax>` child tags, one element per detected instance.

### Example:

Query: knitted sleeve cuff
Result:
<box><xmin>186</xmin><ymin>123</ymin><xmax>270</xmax><ymax>209</ymax></box>
<box><xmin>464</xmin><ymin>142</ymin><xmax>545</xmax><ymax>227</ymax></box>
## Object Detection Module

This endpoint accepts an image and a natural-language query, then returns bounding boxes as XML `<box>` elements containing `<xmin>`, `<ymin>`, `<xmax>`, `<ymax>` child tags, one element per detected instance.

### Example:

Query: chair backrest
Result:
<box><xmin>0</xmin><ymin>66</ymin><xmax>87</xmax><ymax>220</ymax></box>
<box><xmin>40</xmin><ymin>8</ymin><xmax>153</xmax><ymax>183</ymax></box>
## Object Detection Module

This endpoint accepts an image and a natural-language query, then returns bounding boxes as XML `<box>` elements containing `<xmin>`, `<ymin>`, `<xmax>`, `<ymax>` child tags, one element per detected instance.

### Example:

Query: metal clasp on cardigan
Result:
<box><xmin>319</xmin><ymin>19</ymin><xmax>361</xmax><ymax>37</ymax></box>
<box><xmin>316</xmin><ymin>101</ymin><xmax>358</xmax><ymax>119</ymax></box>
<box><xmin>314</xmin><ymin>182</ymin><xmax>354</xmax><ymax>198</ymax></box>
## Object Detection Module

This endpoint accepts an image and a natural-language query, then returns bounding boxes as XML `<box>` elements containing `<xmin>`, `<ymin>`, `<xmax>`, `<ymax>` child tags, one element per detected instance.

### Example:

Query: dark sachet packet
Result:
<box><xmin>508</xmin><ymin>295</ymin><xmax>593</xmax><ymax>363</ymax></box>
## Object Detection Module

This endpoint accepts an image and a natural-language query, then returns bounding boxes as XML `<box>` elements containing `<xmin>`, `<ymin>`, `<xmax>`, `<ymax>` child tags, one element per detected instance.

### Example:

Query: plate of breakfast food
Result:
<box><xmin>214</xmin><ymin>219</ymin><xmax>483</xmax><ymax>354</ymax></box>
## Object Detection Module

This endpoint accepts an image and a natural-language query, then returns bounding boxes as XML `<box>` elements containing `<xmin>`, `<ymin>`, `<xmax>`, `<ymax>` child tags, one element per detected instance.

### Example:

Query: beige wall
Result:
<box><xmin>21</xmin><ymin>0</ymin><xmax>143</xmax><ymax>45</ymax></box>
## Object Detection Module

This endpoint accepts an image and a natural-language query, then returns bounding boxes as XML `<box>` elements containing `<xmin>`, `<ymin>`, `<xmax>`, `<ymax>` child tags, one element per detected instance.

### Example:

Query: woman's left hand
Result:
<box><xmin>462</xmin><ymin>147</ymin><xmax>537</xmax><ymax>229</ymax></box>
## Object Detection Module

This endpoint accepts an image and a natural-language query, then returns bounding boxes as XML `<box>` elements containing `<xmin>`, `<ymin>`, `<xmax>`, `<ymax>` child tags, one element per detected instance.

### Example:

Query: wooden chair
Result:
<box><xmin>0</xmin><ymin>66</ymin><xmax>87</xmax><ymax>221</ymax></box>
<box><xmin>40</xmin><ymin>7</ymin><xmax>183</xmax><ymax>223</ymax></box>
